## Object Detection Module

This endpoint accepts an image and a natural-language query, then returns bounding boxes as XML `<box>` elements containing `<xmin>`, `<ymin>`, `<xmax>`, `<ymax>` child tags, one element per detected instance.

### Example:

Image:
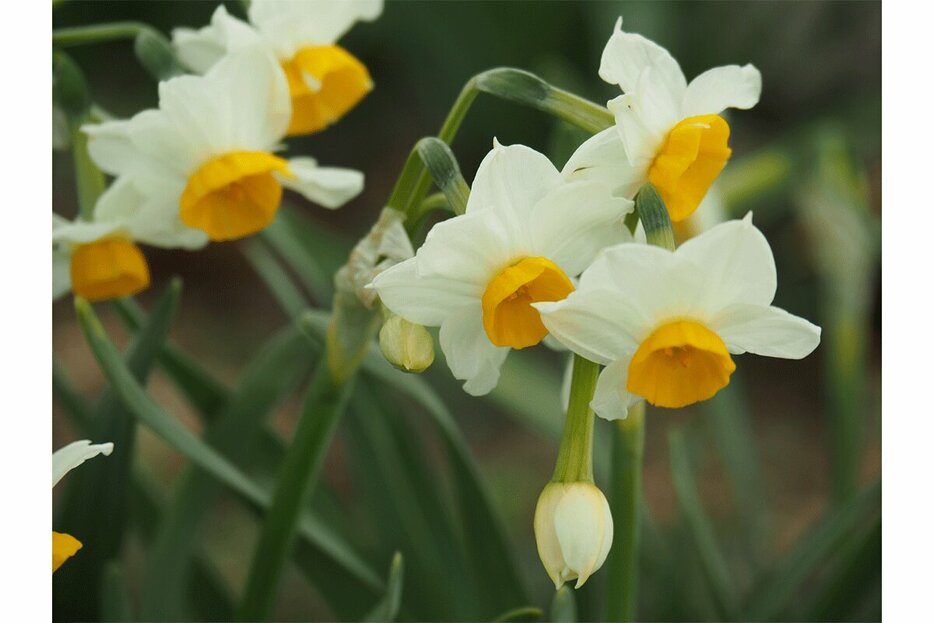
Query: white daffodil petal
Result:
<box><xmin>606</xmin><ymin>93</ymin><xmax>664</xmax><ymax>169</ymax></box>
<box><xmin>577</xmin><ymin>243</ymin><xmax>707</xmax><ymax>330</ymax></box>
<box><xmin>598</xmin><ymin>17</ymin><xmax>686</xmax><ymax>103</ymax></box>
<box><xmin>53</xmin><ymin>247</ymin><xmax>72</xmax><ymax>300</ymax></box>
<box><xmin>207</xmin><ymin>46</ymin><xmax>292</xmax><ymax>146</ymax></box>
<box><xmin>535</xmin><ymin>290</ymin><xmax>643</xmax><ymax>366</ymax></box>
<box><xmin>81</xmin><ymin>119</ymin><xmax>138</xmax><ymax>177</ymax></box>
<box><xmin>52</xmin><ymin>219</ymin><xmax>124</xmax><ymax>246</ymax></box>
<box><xmin>591</xmin><ymin>359</ymin><xmax>641</xmax><ymax>421</ymax></box>
<box><xmin>172</xmin><ymin>6</ymin><xmax>262</xmax><ymax>74</ymax></box>
<box><xmin>371</xmin><ymin>258</ymin><xmax>479</xmax><ymax>326</ymax></box>
<box><xmin>529</xmin><ymin>181</ymin><xmax>633</xmax><ymax>276</ymax></box>
<box><xmin>415</xmin><ymin>210</ymin><xmax>515</xmax><ymax>284</ymax></box>
<box><xmin>279</xmin><ymin>158</ymin><xmax>364</xmax><ymax>209</ymax></box>
<box><xmin>52</xmin><ymin>440</ymin><xmax>114</xmax><ymax>488</ymax></box>
<box><xmin>676</xmin><ymin>215</ymin><xmax>777</xmax><ymax>309</ymax></box>
<box><xmin>561</xmin><ymin>127</ymin><xmax>646</xmax><ymax>199</ymax></box>
<box><xmin>682</xmin><ymin>64</ymin><xmax>762</xmax><ymax>117</ymax></box>
<box><xmin>249</xmin><ymin>0</ymin><xmax>384</xmax><ymax>57</ymax></box>
<box><xmin>711</xmin><ymin>303</ymin><xmax>821</xmax><ymax>359</ymax></box>
<box><xmin>439</xmin><ymin>305</ymin><xmax>509</xmax><ymax>396</ymax></box>
<box><xmin>466</xmin><ymin>141</ymin><xmax>564</xmax><ymax>220</ymax></box>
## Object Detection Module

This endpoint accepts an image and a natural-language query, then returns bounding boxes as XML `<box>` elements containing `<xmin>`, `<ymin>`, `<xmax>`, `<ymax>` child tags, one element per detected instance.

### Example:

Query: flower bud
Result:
<box><xmin>379</xmin><ymin>314</ymin><xmax>435</xmax><ymax>373</ymax></box>
<box><xmin>533</xmin><ymin>481</ymin><xmax>613</xmax><ymax>590</ymax></box>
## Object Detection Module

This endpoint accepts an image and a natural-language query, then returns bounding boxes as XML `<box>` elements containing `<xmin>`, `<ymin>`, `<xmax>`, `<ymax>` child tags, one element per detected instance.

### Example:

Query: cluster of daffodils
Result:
<box><xmin>52</xmin><ymin>440</ymin><xmax>114</xmax><ymax>572</ymax></box>
<box><xmin>53</xmin><ymin>0</ymin><xmax>383</xmax><ymax>302</ymax></box>
<box><xmin>372</xmin><ymin>20</ymin><xmax>820</xmax><ymax>589</ymax></box>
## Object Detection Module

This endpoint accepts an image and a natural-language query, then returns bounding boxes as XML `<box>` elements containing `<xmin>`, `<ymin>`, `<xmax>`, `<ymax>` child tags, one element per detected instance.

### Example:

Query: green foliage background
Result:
<box><xmin>52</xmin><ymin>2</ymin><xmax>881</xmax><ymax>621</ymax></box>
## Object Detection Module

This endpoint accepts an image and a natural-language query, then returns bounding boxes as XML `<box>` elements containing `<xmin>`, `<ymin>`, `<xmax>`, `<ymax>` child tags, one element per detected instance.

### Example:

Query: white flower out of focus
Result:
<box><xmin>563</xmin><ymin>17</ymin><xmax>762</xmax><ymax>224</ymax></box>
<box><xmin>534</xmin><ymin>481</ymin><xmax>614</xmax><ymax>590</ymax></box>
<box><xmin>83</xmin><ymin>46</ymin><xmax>364</xmax><ymax>244</ymax></box>
<box><xmin>536</xmin><ymin>215</ymin><xmax>821</xmax><ymax>420</ymax></box>
<box><xmin>173</xmin><ymin>0</ymin><xmax>383</xmax><ymax>136</ymax></box>
<box><xmin>371</xmin><ymin>140</ymin><xmax>634</xmax><ymax>395</ymax></box>
<box><xmin>52</xmin><ymin>440</ymin><xmax>114</xmax><ymax>572</ymax></box>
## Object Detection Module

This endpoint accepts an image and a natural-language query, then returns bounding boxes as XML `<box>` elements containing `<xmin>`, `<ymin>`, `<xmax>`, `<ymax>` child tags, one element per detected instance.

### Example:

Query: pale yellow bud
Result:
<box><xmin>533</xmin><ymin>481</ymin><xmax>613</xmax><ymax>590</ymax></box>
<box><xmin>378</xmin><ymin>315</ymin><xmax>435</xmax><ymax>373</ymax></box>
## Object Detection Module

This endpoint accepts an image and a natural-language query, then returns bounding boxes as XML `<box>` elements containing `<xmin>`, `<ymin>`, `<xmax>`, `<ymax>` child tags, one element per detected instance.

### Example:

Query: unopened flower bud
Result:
<box><xmin>533</xmin><ymin>481</ymin><xmax>613</xmax><ymax>590</ymax></box>
<box><xmin>379</xmin><ymin>315</ymin><xmax>434</xmax><ymax>373</ymax></box>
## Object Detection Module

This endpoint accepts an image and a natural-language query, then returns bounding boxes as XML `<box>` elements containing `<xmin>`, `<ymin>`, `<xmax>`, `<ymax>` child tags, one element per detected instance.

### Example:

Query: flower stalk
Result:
<box><xmin>552</xmin><ymin>354</ymin><xmax>601</xmax><ymax>483</ymax></box>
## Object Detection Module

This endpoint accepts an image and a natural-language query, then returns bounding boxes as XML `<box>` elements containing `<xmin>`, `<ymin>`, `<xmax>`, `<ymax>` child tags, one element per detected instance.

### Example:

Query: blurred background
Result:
<box><xmin>53</xmin><ymin>1</ymin><xmax>881</xmax><ymax>621</ymax></box>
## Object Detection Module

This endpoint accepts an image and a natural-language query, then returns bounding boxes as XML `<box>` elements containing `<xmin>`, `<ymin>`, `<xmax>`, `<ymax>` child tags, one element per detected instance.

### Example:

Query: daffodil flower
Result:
<box><xmin>536</xmin><ymin>215</ymin><xmax>820</xmax><ymax>418</ymax></box>
<box><xmin>563</xmin><ymin>18</ymin><xmax>762</xmax><ymax>223</ymax></box>
<box><xmin>52</xmin><ymin>440</ymin><xmax>114</xmax><ymax>572</ymax></box>
<box><xmin>372</xmin><ymin>141</ymin><xmax>634</xmax><ymax>395</ymax></box>
<box><xmin>83</xmin><ymin>46</ymin><xmax>364</xmax><ymax>243</ymax></box>
<box><xmin>53</xmin><ymin>176</ymin><xmax>207</xmax><ymax>301</ymax></box>
<box><xmin>173</xmin><ymin>0</ymin><xmax>382</xmax><ymax>136</ymax></box>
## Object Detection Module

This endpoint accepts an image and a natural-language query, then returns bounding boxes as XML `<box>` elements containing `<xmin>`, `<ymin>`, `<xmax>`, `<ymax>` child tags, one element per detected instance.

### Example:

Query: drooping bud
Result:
<box><xmin>379</xmin><ymin>314</ymin><xmax>434</xmax><ymax>373</ymax></box>
<box><xmin>533</xmin><ymin>481</ymin><xmax>613</xmax><ymax>590</ymax></box>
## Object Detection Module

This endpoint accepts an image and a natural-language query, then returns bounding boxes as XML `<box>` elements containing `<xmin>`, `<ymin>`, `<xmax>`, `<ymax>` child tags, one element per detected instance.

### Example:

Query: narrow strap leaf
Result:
<box><xmin>361</xmin><ymin>553</ymin><xmax>405</xmax><ymax>622</ymax></box>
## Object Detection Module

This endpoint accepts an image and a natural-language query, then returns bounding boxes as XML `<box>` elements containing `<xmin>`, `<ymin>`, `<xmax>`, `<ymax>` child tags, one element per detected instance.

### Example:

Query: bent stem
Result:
<box><xmin>551</xmin><ymin>355</ymin><xmax>600</xmax><ymax>483</ymax></box>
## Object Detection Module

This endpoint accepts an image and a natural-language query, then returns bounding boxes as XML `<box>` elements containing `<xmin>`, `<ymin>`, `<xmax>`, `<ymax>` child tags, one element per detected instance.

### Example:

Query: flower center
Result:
<box><xmin>180</xmin><ymin>151</ymin><xmax>291</xmax><ymax>241</ymax></box>
<box><xmin>53</xmin><ymin>531</ymin><xmax>82</xmax><ymax>573</ymax></box>
<box><xmin>281</xmin><ymin>45</ymin><xmax>373</xmax><ymax>136</ymax></box>
<box><xmin>70</xmin><ymin>237</ymin><xmax>150</xmax><ymax>301</ymax></box>
<box><xmin>627</xmin><ymin>319</ymin><xmax>736</xmax><ymax>408</ymax></box>
<box><xmin>482</xmin><ymin>257</ymin><xmax>574</xmax><ymax>349</ymax></box>
<box><xmin>647</xmin><ymin>115</ymin><xmax>732</xmax><ymax>223</ymax></box>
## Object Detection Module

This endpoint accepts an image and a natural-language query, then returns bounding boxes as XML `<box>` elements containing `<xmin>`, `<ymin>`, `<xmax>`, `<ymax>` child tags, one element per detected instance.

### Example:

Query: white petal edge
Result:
<box><xmin>591</xmin><ymin>358</ymin><xmax>642</xmax><ymax>421</ymax></box>
<box><xmin>370</xmin><ymin>258</ymin><xmax>479</xmax><ymax>326</ymax></box>
<box><xmin>438</xmin><ymin>305</ymin><xmax>509</xmax><ymax>396</ymax></box>
<box><xmin>279</xmin><ymin>158</ymin><xmax>364</xmax><ymax>209</ymax></box>
<box><xmin>466</xmin><ymin>140</ymin><xmax>564</xmax><ymax>221</ymax></box>
<box><xmin>711</xmin><ymin>303</ymin><xmax>821</xmax><ymax>359</ymax></box>
<box><xmin>171</xmin><ymin>6</ymin><xmax>262</xmax><ymax>74</ymax></box>
<box><xmin>52</xmin><ymin>440</ymin><xmax>114</xmax><ymax>488</ymax></box>
<box><xmin>681</xmin><ymin>64</ymin><xmax>762</xmax><ymax>117</ymax></box>
<box><xmin>535</xmin><ymin>289</ymin><xmax>643</xmax><ymax>366</ymax></box>
<box><xmin>675</xmin><ymin>214</ymin><xmax>777</xmax><ymax>310</ymax></box>
<box><xmin>598</xmin><ymin>17</ymin><xmax>687</xmax><ymax>104</ymax></box>
<box><xmin>561</xmin><ymin>127</ymin><xmax>645</xmax><ymax>199</ymax></box>
<box><xmin>529</xmin><ymin>180</ymin><xmax>634</xmax><ymax>276</ymax></box>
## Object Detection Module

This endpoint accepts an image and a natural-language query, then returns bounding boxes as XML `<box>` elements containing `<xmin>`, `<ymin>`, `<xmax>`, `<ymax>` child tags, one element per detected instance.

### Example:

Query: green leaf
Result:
<box><xmin>362</xmin><ymin>553</ymin><xmax>405</xmax><ymax>622</ymax></box>
<box><xmin>74</xmin><ymin>298</ymin><xmax>384</xmax><ymax>606</ymax></box>
<box><xmin>52</xmin><ymin>357</ymin><xmax>93</xmax><ymax>427</ymax></box>
<box><xmin>243</xmin><ymin>238</ymin><xmax>310</xmax><ymax>319</ymax></box>
<box><xmin>344</xmin><ymin>385</ymin><xmax>469</xmax><ymax>619</ymax></box>
<box><xmin>699</xmin><ymin>374</ymin><xmax>771</xmax><ymax>562</ymax></box>
<box><xmin>801</xmin><ymin>516</ymin><xmax>881</xmax><ymax>621</ymax></box>
<box><xmin>55</xmin><ymin>281</ymin><xmax>181</xmax><ymax>622</ymax></box>
<box><xmin>112</xmin><ymin>299</ymin><xmax>384</xmax><ymax>618</ymax></box>
<box><xmin>667</xmin><ymin>428</ymin><xmax>739</xmax><ymax>620</ymax></box>
<box><xmin>550</xmin><ymin>586</ymin><xmax>578</xmax><ymax>622</ymax></box>
<box><xmin>139</xmin><ymin>323</ymin><xmax>315</xmax><ymax>621</ymax></box>
<box><xmin>260</xmin><ymin>210</ymin><xmax>339</xmax><ymax>303</ymax></box>
<box><xmin>299</xmin><ymin>311</ymin><xmax>530</xmax><ymax>615</ymax></box>
<box><xmin>491</xmin><ymin>606</ymin><xmax>544</xmax><ymax>622</ymax></box>
<box><xmin>236</xmin><ymin>358</ymin><xmax>358</xmax><ymax>621</ymax></box>
<box><xmin>101</xmin><ymin>562</ymin><xmax>133</xmax><ymax>622</ymax></box>
<box><xmin>111</xmin><ymin>297</ymin><xmax>230</xmax><ymax>419</ymax></box>
<box><xmin>745</xmin><ymin>481</ymin><xmax>881</xmax><ymax>621</ymax></box>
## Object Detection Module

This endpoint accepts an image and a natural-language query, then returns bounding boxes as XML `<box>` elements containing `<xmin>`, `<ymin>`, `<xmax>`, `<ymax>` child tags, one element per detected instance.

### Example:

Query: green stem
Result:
<box><xmin>551</xmin><ymin>355</ymin><xmax>600</xmax><ymax>483</ymax></box>
<box><xmin>605</xmin><ymin>402</ymin><xmax>645</xmax><ymax>622</ymax></box>
<box><xmin>635</xmin><ymin>184</ymin><xmax>676</xmax><ymax>251</ymax></box>
<box><xmin>53</xmin><ymin>22</ymin><xmax>147</xmax><ymax>47</ymax></box>
<box><xmin>236</xmin><ymin>358</ymin><xmax>358</xmax><ymax>621</ymax></box>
